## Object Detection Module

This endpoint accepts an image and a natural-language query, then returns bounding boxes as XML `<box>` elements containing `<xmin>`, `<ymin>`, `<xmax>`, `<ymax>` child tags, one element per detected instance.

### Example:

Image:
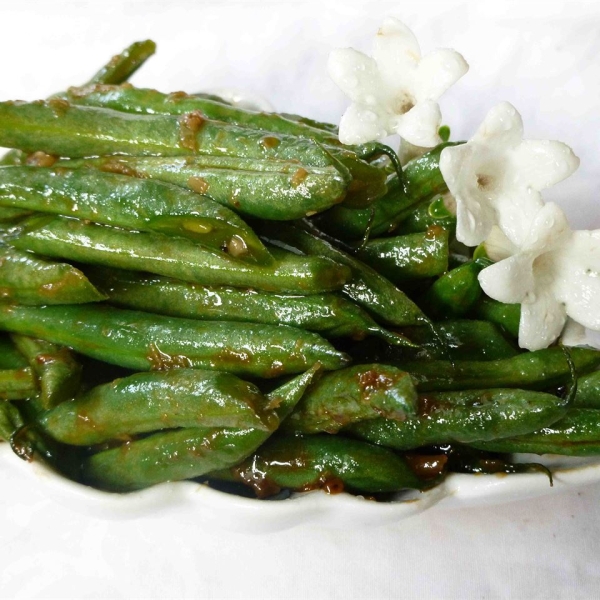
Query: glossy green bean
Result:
<box><xmin>394</xmin><ymin>195</ymin><xmax>456</xmax><ymax>235</ymax></box>
<box><xmin>10</xmin><ymin>335</ymin><xmax>81</xmax><ymax>409</ymax></box>
<box><xmin>86</xmin><ymin>267</ymin><xmax>406</xmax><ymax>345</ymax></box>
<box><xmin>357</xmin><ymin>226</ymin><xmax>449</xmax><ymax>284</ymax></box>
<box><xmin>471</xmin><ymin>409</ymin><xmax>600</xmax><ymax>456</ymax></box>
<box><xmin>56</xmin><ymin>155</ymin><xmax>349</xmax><ymax>221</ymax></box>
<box><xmin>283</xmin><ymin>364</ymin><xmax>417</xmax><ymax>434</ymax></box>
<box><xmin>210</xmin><ymin>434</ymin><xmax>428</xmax><ymax>497</ymax></box>
<box><xmin>81</xmin><ymin>367</ymin><xmax>320</xmax><ymax>492</ymax></box>
<box><xmin>0</xmin><ymin>244</ymin><xmax>106</xmax><ymax>305</ymax></box>
<box><xmin>349</xmin><ymin>388</ymin><xmax>570</xmax><ymax>451</ymax></box>
<box><xmin>0</xmin><ymin>166</ymin><xmax>271</xmax><ymax>264</ymax></box>
<box><xmin>85</xmin><ymin>40</ymin><xmax>157</xmax><ymax>86</ymax></box>
<box><xmin>0</xmin><ymin>304</ymin><xmax>349</xmax><ymax>377</ymax></box>
<box><xmin>256</xmin><ymin>222</ymin><xmax>425</xmax><ymax>327</ymax></box>
<box><xmin>0</xmin><ymin>101</ymin><xmax>338</xmax><ymax>168</ymax></box>
<box><xmin>421</xmin><ymin>259</ymin><xmax>489</xmax><ymax>319</ymax></box>
<box><xmin>393</xmin><ymin>347</ymin><xmax>600</xmax><ymax>392</ymax></box>
<box><xmin>0</xmin><ymin>400</ymin><xmax>24</xmax><ymax>441</ymax></box>
<box><xmin>471</xmin><ymin>296</ymin><xmax>521</xmax><ymax>339</ymax></box>
<box><xmin>574</xmin><ymin>370</ymin><xmax>600</xmax><ymax>408</ymax></box>
<box><xmin>11</xmin><ymin>215</ymin><xmax>351</xmax><ymax>295</ymax></box>
<box><xmin>0</xmin><ymin>368</ymin><xmax>37</xmax><ymax>400</ymax></box>
<box><xmin>38</xmin><ymin>369</ymin><xmax>273</xmax><ymax>445</ymax></box>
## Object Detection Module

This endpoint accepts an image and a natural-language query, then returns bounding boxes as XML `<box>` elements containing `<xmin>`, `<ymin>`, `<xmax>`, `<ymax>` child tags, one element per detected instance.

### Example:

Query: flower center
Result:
<box><xmin>476</xmin><ymin>174</ymin><xmax>493</xmax><ymax>189</ymax></box>
<box><xmin>392</xmin><ymin>92</ymin><xmax>415</xmax><ymax>115</ymax></box>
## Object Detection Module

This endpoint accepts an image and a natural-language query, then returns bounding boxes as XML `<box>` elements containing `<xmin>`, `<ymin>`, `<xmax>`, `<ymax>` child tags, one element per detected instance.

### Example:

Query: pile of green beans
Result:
<box><xmin>1</xmin><ymin>41</ymin><xmax>599</xmax><ymax>501</ymax></box>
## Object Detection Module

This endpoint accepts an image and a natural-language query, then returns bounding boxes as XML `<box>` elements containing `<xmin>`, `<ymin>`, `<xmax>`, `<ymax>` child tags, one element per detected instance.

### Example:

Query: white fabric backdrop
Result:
<box><xmin>2</xmin><ymin>1</ymin><xmax>600</xmax><ymax>598</ymax></box>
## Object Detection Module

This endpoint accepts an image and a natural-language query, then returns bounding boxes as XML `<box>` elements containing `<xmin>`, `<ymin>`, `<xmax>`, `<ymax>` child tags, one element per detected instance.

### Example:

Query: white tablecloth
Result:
<box><xmin>2</xmin><ymin>2</ymin><xmax>600</xmax><ymax>598</ymax></box>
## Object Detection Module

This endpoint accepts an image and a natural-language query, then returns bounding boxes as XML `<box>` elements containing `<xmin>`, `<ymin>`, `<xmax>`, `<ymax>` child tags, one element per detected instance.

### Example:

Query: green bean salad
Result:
<box><xmin>1</xmin><ymin>24</ymin><xmax>599</xmax><ymax>501</ymax></box>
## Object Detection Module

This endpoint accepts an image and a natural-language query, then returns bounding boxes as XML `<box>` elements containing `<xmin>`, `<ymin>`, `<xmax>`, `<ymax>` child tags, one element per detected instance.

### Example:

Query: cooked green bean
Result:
<box><xmin>0</xmin><ymin>166</ymin><xmax>271</xmax><ymax>264</ymax></box>
<box><xmin>257</xmin><ymin>222</ymin><xmax>425</xmax><ymax>327</ymax></box>
<box><xmin>0</xmin><ymin>400</ymin><xmax>24</xmax><ymax>441</ymax></box>
<box><xmin>349</xmin><ymin>388</ymin><xmax>571</xmax><ymax>450</ymax></box>
<box><xmin>0</xmin><ymin>334</ymin><xmax>27</xmax><ymax>369</ymax></box>
<box><xmin>209</xmin><ymin>434</ymin><xmax>429</xmax><ymax>497</ymax></box>
<box><xmin>393</xmin><ymin>347</ymin><xmax>600</xmax><ymax>392</ymax></box>
<box><xmin>0</xmin><ymin>368</ymin><xmax>37</xmax><ymax>400</ymax></box>
<box><xmin>574</xmin><ymin>371</ymin><xmax>600</xmax><ymax>408</ymax></box>
<box><xmin>0</xmin><ymin>304</ymin><xmax>349</xmax><ymax>377</ymax></box>
<box><xmin>394</xmin><ymin>195</ymin><xmax>457</xmax><ymax>236</ymax></box>
<box><xmin>357</xmin><ymin>226</ymin><xmax>449</xmax><ymax>284</ymax></box>
<box><xmin>471</xmin><ymin>409</ymin><xmax>600</xmax><ymax>456</ymax></box>
<box><xmin>0</xmin><ymin>243</ymin><xmax>106</xmax><ymax>305</ymax></box>
<box><xmin>471</xmin><ymin>296</ymin><xmax>521</xmax><ymax>339</ymax></box>
<box><xmin>11</xmin><ymin>215</ymin><xmax>351</xmax><ymax>295</ymax></box>
<box><xmin>283</xmin><ymin>364</ymin><xmax>417</xmax><ymax>434</ymax></box>
<box><xmin>81</xmin><ymin>367</ymin><xmax>320</xmax><ymax>492</ymax></box>
<box><xmin>10</xmin><ymin>335</ymin><xmax>81</xmax><ymax>409</ymax></box>
<box><xmin>86</xmin><ymin>267</ymin><xmax>407</xmax><ymax>345</ymax></box>
<box><xmin>38</xmin><ymin>369</ymin><xmax>274</xmax><ymax>445</ymax></box>
<box><xmin>85</xmin><ymin>40</ymin><xmax>157</xmax><ymax>86</ymax></box>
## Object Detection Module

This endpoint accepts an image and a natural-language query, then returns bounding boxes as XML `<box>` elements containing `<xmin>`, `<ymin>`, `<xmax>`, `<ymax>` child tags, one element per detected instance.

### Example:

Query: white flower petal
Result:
<box><xmin>483</xmin><ymin>225</ymin><xmax>517</xmax><ymax>262</ymax></box>
<box><xmin>494</xmin><ymin>187</ymin><xmax>544</xmax><ymax>247</ymax></box>
<box><xmin>392</xmin><ymin>100</ymin><xmax>441</xmax><ymax>148</ymax></box>
<box><xmin>521</xmin><ymin>202</ymin><xmax>571</xmax><ymax>254</ymax></box>
<box><xmin>560</xmin><ymin>318</ymin><xmax>589</xmax><ymax>347</ymax></box>
<box><xmin>553</xmin><ymin>230</ymin><xmax>600</xmax><ymax>330</ymax></box>
<box><xmin>471</xmin><ymin>102</ymin><xmax>523</xmax><ymax>148</ymax></box>
<box><xmin>372</xmin><ymin>17</ymin><xmax>420</xmax><ymax>87</ymax></box>
<box><xmin>413</xmin><ymin>48</ymin><xmax>469</xmax><ymax>101</ymax></box>
<box><xmin>478</xmin><ymin>253</ymin><xmax>535</xmax><ymax>305</ymax></box>
<box><xmin>440</xmin><ymin>144</ymin><xmax>497</xmax><ymax>245</ymax></box>
<box><xmin>328</xmin><ymin>48</ymin><xmax>383</xmax><ymax>105</ymax></box>
<box><xmin>338</xmin><ymin>103</ymin><xmax>390</xmax><ymax>145</ymax></box>
<box><xmin>518</xmin><ymin>289</ymin><xmax>567</xmax><ymax>351</ymax></box>
<box><xmin>512</xmin><ymin>140</ymin><xmax>580</xmax><ymax>190</ymax></box>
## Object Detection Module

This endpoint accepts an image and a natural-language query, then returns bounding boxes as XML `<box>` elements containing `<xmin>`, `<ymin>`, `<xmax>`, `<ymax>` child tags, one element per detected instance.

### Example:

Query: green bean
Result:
<box><xmin>0</xmin><ymin>334</ymin><xmax>27</xmax><ymax>369</ymax></box>
<box><xmin>349</xmin><ymin>388</ymin><xmax>570</xmax><ymax>451</ymax></box>
<box><xmin>421</xmin><ymin>259</ymin><xmax>489</xmax><ymax>319</ymax></box>
<box><xmin>256</xmin><ymin>222</ymin><xmax>425</xmax><ymax>327</ymax></box>
<box><xmin>11</xmin><ymin>215</ymin><xmax>351</xmax><ymax>295</ymax></box>
<box><xmin>85</xmin><ymin>40</ymin><xmax>157</xmax><ymax>86</ymax></box>
<box><xmin>0</xmin><ymin>166</ymin><xmax>271</xmax><ymax>264</ymax></box>
<box><xmin>209</xmin><ymin>434</ymin><xmax>428</xmax><ymax>497</ymax></box>
<box><xmin>0</xmin><ymin>304</ymin><xmax>349</xmax><ymax>378</ymax></box>
<box><xmin>471</xmin><ymin>296</ymin><xmax>521</xmax><ymax>339</ymax></box>
<box><xmin>38</xmin><ymin>369</ymin><xmax>274</xmax><ymax>445</ymax></box>
<box><xmin>0</xmin><ymin>151</ymin><xmax>26</xmax><ymax>167</ymax></box>
<box><xmin>0</xmin><ymin>244</ymin><xmax>106</xmax><ymax>305</ymax></box>
<box><xmin>54</xmin><ymin>155</ymin><xmax>350</xmax><ymax>221</ymax></box>
<box><xmin>0</xmin><ymin>400</ymin><xmax>24</xmax><ymax>441</ymax></box>
<box><xmin>0</xmin><ymin>101</ymin><xmax>339</xmax><ymax>168</ymax></box>
<box><xmin>395</xmin><ymin>320</ymin><xmax>519</xmax><ymax>362</ymax></box>
<box><xmin>283</xmin><ymin>364</ymin><xmax>417</xmax><ymax>434</ymax></box>
<box><xmin>357</xmin><ymin>226</ymin><xmax>449</xmax><ymax>284</ymax></box>
<box><xmin>65</xmin><ymin>84</ymin><xmax>340</xmax><ymax>144</ymax></box>
<box><xmin>471</xmin><ymin>409</ymin><xmax>600</xmax><ymax>456</ymax></box>
<box><xmin>574</xmin><ymin>371</ymin><xmax>600</xmax><ymax>408</ymax></box>
<box><xmin>81</xmin><ymin>367</ymin><xmax>320</xmax><ymax>492</ymax></box>
<box><xmin>86</xmin><ymin>267</ymin><xmax>407</xmax><ymax>346</ymax></box>
<box><xmin>10</xmin><ymin>335</ymin><xmax>81</xmax><ymax>409</ymax></box>
<box><xmin>0</xmin><ymin>368</ymin><xmax>37</xmax><ymax>400</ymax></box>
<box><xmin>393</xmin><ymin>347</ymin><xmax>600</xmax><ymax>392</ymax></box>
<box><xmin>394</xmin><ymin>195</ymin><xmax>456</xmax><ymax>236</ymax></box>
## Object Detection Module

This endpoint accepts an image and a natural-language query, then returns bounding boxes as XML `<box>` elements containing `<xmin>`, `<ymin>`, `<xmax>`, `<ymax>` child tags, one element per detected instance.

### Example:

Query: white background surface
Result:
<box><xmin>2</xmin><ymin>1</ymin><xmax>600</xmax><ymax>598</ymax></box>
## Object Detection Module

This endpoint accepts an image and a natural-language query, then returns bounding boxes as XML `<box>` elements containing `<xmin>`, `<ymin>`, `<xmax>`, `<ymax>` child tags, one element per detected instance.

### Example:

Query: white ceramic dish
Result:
<box><xmin>2</xmin><ymin>2</ymin><xmax>600</xmax><ymax>537</ymax></box>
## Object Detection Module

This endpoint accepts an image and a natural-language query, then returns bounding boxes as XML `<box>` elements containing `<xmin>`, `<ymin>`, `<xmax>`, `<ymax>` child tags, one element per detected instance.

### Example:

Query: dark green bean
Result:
<box><xmin>10</xmin><ymin>335</ymin><xmax>81</xmax><ymax>409</ymax></box>
<box><xmin>393</xmin><ymin>347</ymin><xmax>600</xmax><ymax>392</ymax></box>
<box><xmin>283</xmin><ymin>364</ymin><xmax>417</xmax><ymax>434</ymax></box>
<box><xmin>0</xmin><ymin>244</ymin><xmax>106</xmax><ymax>305</ymax></box>
<box><xmin>349</xmin><ymin>388</ymin><xmax>570</xmax><ymax>450</ymax></box>
<box><xmin>0</xmin><ymin>304</ymin><xmax>350</xmax><ymax>378</ymax></box>
<box><xmin>574</xmin><ymin>371</ymin><xmax>600</xmax><ymax>408</ymax></box>
<box><xmin>0</xmin><ymin>166</ymin><xmax>271</xmax><ymax>264</ymax></box>
<box><xmin>471</xmin><ymin>296</ymin><xmax>521</xmax><ymax>339</ymax></box>
<box><xmin>38</xmin><ymin>369</ymin><xmax>274</xmax><ymax>445</ymax></box>
<box><xmin>0</xmin><ymin>400</ymin><xmax>24</xmax><ymax>441</ymax></box>
<box><xmin>471</xmin><ymin>409</ymin><xmax>600</xmax><ymax>456</ymax></box>
<box><xmin>394</xmin><ymin>195</ymin><xmax>456</xmax><ymax>236</ymax></box>
<box><xmin>357</xmin><ymin>226</ymin><xmax>449</xmax><ymax>284</ymax></box>
<box><xmin>55</xmin><ymin>155</ymin><xmax>349</xmax><ymax>221</ymax></box>
<box><xmin>81</xmin><ymin>367</ymin><xmax>320</xmax><ymax>492</ymax></box>
<box><xmin>0</xmin><ymin>334</ymin><xmax>27</xmax><ymax>369</ymax></box>
<box><xmin>209</xmin><ymin>434</ymin><xmax>428</xmax><ymax>497</ymax></box>
<box><xmin>11</xmin><ymin>215</ymin><xmax>351</xmax><ymax>295</ymax></box>
<box><xmin>256</xmin><ymin>222</ymin><xmax>425</xmax><ymax>327</ymax></box>
<box><xmin>86</xmin><ymin>267</ymin><xmax>408</xmax><ymax>346</ymax></box>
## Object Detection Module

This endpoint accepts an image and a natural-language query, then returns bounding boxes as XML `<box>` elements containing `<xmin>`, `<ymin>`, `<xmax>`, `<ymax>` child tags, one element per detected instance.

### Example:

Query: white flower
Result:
<box><xmin>439</xmin><ymin>102</ymin><xmax>580</xmax><ymax>247</ymax></box>
<box><xmin>479</xmin><ymin>203</ymin><xmax>600</xmax><ymax>351</ymax></box>
<box><xmin>328</xmin><ymin>17</ymin><xmax>468</xmax><ymax>147</ymax></box>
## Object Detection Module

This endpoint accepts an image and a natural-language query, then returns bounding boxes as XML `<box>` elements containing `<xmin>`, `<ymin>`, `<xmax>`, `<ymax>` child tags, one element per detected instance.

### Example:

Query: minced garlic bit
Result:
<box><xmin>328</xmin><ymin>17</ymin><xmax>468</xmax><ymax>147</ymax></box>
